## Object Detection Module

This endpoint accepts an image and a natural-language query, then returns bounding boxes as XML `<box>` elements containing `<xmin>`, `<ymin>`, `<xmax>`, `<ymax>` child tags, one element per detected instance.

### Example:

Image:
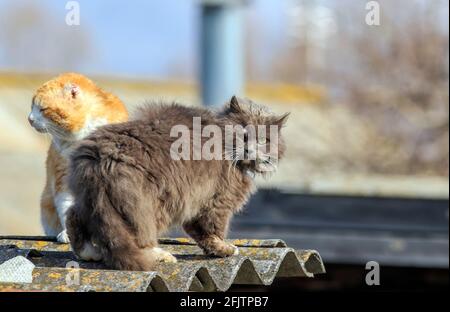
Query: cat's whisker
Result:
<box><xmin>41</xmin><ymin>126</ymin><xmax>53</xmax><ymax>145</ymax></box>
<box><xmin>46</xmin><ymin>125</ymin><xmax>74</xmax><ymax>142</ymax></box>
<box><xmin>226</xmin><ymin>151</ymin><xmax>239</xmax><ymax>179</ymax></box>
<box><xmin>45</xmin><ymin>124</ymin><xmax>64</xmax><ymax>135</ymax></box>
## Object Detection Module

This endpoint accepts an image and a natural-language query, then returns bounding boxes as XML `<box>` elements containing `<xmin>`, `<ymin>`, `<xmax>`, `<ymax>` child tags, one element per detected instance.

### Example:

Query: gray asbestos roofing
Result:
<box><xmin>0</xmin><ymin>236</ymin><xmax>325</xmax><ymax>292</ymax></box>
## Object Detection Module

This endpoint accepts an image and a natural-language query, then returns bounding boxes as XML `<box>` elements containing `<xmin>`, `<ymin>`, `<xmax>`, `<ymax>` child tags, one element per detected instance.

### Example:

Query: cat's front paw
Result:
<box><xmin>204</xmin><ymin>241</ymin><xmax>239</xmax><ymax>257</ymax></box>
<box><xmin>158</xmin><ymin>252</ymin><xmax>178</xmax><ymax>264</ymax></box>
<box><xmin>148</xmin><ymin>247</ymin><xmax>178</xmax><ymax>263</ymax></box>
<box><xmin>56</xmin><ymin>230</ymin><xmax>70</xmax><ymax>243</ymax></box>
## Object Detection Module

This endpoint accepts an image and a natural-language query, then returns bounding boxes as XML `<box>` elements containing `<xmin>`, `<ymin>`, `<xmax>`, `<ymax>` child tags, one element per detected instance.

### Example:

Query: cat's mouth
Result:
<box><xmin>33</xmin><ymin>126</ymin><xmax>48</xmax><ymax>133</ymax></box>
<box><xmin>241</xmin><ymin>158</ymin><xmax>277</xmax><ymax>175</ymax></box>
<box><xmin>29</xmin><ymin>120</ymin><xmax>48</xmax><ymax>133</ymax></box>
<box><xmin>255</xmin><ymin>164</ymin><xmax>276</xmax><ymax>174</ymax></box>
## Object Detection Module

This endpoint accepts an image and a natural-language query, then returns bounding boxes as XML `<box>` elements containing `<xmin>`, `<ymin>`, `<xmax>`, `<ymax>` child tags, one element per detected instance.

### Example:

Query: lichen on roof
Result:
<box><xmin>0</xmin><ymin>236</ymin><xmax>325</xmax><ymax>292</ymax></box>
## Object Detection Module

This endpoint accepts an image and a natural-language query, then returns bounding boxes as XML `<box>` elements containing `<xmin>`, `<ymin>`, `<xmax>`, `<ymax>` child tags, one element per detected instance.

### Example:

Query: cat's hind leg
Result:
<box><xmin>106</xmin><ymin>242</ymin><xmax>178</xmax><ymax>270</ymax></box>
<box><xmin>66</xmin><ymin>207</ymin><xmax>97</xmax><ymax>260</ymax></box>
<box><xmin>40</xmin><ymin>186</ymin><xmax>62</xmax><ymax>237</ymax></box>
<box><xmin>78</xmin><ymin>241</ymin><xmax>102</xmax><ymax>261</ymax></box>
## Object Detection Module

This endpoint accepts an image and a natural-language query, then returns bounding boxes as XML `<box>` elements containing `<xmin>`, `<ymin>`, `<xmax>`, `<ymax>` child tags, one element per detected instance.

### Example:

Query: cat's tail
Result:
<box><xmin>67</xmin><ymin>140</ymin><xmax>158</xmax><ymax>271</ymax></box>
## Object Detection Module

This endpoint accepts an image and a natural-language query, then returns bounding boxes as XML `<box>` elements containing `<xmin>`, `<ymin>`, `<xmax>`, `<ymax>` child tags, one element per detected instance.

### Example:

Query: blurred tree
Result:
<box><xmin>269</xmin><ymin>0</ymin><xmax>336</xmax><ymax>84</ymax></box>
<box><xmin>249</xmin><ymin>0</ymin><xmax>449</xmax><ymax>177</ymax></box>
<box><xmin>338</xmin><ymin>0</ymin><xmax>449</xmax><ymax>176</ymax></box>
<box><xmin>0</xmin><ymin>1</ymin><xmax>93</xmax><ymax>72</ymax></box>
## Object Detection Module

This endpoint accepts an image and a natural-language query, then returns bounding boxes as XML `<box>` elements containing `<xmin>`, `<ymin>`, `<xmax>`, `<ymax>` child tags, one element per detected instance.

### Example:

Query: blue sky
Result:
<box><xmin>0</xmin><ymin>0</ymin><xmax>286</xmax><ymax>79</ymax></box>
<box><xmin>1</xmin><ymin>0</ymin><xmax>446</xmax><ymax>80</ymax></box>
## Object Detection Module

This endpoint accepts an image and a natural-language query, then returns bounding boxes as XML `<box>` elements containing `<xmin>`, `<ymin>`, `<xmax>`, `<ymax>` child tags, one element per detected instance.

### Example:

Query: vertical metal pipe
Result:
<box><xmin>200</xmin><ymin>0</ymin><xmax>244</xmax><ymax>107</ymax></box>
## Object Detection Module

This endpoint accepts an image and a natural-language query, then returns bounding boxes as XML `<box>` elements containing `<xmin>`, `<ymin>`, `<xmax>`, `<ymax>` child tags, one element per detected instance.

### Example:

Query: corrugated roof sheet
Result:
<box><xmin>0</xmin><ymin>236</ymin><xmax>325</xmax><ymax>292</ymax></box>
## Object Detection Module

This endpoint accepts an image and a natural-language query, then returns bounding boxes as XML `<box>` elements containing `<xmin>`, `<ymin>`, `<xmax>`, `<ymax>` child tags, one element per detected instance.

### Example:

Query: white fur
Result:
<box><xmin>53</xmin><ymin>192</ymin><xmax>74</xmax><ymax>243</ymax></box>
<box><xmin>53</xmin><ymin>117</ymin><xmax>109</xmax><ymax>158</ymax></box>
<box><xmin>56</xmin><ymin>230</ymin><xmax>70</xmax><ymax>243</ymax></box>
<box><xmin>54</xmin><ymin>192</ymin><xmax>74</xmax><ymax>223</ymax></box>
<box><xmin>75</xmin><ymin>117</ymin><xmax>108</xmax><ymax>140</ymax></box>
<box><xmin>79</xmin><ymin>242</ymin><xmax>102</xmax><ymax>261</ymax></box>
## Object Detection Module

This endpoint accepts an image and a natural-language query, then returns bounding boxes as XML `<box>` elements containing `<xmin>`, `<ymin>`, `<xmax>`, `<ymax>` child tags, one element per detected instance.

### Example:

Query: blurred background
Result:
<box><xmin>0</xmin><ymin>0</ymin><xmax>448</xmax><ymax>290</ymax></box>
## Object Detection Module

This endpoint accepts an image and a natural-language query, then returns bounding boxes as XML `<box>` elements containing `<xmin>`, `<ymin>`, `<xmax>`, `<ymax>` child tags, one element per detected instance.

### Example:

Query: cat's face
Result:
<box><xmin>28</xmin><ymin>73</ymin><xmax>106</xmax><ymax>140</ymax></box>
<box><xmin>225</xmin><ymin>96</ymin><xmax>289</xmax><ymax>175</ymax></box>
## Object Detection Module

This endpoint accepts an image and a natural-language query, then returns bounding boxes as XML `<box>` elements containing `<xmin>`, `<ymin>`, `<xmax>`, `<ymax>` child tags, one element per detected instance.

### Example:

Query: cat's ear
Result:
<box><xmin>229</xmin><ymin>95</ymin><xmax>242</xmax><ymax>113</ymax></box>
<box><xmin>275</xmin><ymin>112</ymin><xmax>290</xmax><ymax>127</ymax></box>
<box><xmin>64</xmin><ymin>83</ymin><xmax>81</xmax><ymax>99</ymax></box>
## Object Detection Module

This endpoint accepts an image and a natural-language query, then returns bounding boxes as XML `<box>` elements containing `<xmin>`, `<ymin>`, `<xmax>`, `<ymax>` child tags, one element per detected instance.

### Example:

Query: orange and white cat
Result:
<box><xmin>28</xmin><ymin>73</ymin><xmax>128</xmax><ymax>243</ymax></box>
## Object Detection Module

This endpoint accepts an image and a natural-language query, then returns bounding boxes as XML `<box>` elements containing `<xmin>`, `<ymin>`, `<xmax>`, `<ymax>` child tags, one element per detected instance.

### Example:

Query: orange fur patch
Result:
<box><xmin>33</xmin><ymin>72</ymin><xmax>128</xmax><ymax>132</ymax></box>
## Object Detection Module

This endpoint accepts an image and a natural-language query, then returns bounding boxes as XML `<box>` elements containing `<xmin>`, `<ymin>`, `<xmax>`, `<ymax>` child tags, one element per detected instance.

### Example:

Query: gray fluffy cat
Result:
<box><xmin>66</xmin><ymin>96</ymin><xmax>288</xmax><ymax>270</ymax></box>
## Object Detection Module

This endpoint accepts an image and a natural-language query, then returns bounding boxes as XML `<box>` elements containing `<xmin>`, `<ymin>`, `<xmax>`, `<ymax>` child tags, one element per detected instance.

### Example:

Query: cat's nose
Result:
<box><xmin>28</xmin><ymin>115</ymin><xmax>35</xmax><ymax>126</ymax></box>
